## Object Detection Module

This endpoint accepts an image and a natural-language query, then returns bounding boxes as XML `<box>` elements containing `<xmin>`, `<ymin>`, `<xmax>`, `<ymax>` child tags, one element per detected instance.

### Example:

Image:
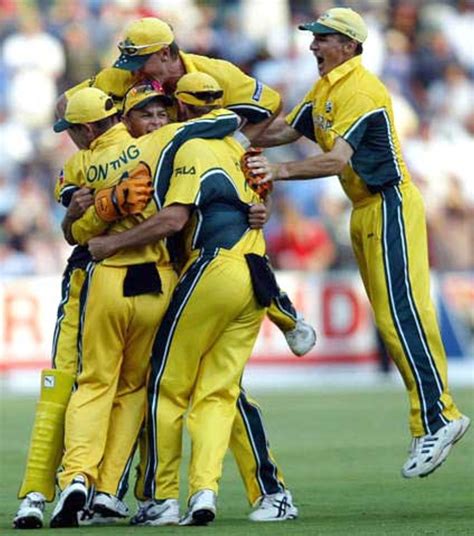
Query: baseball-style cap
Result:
<box><xmin>114</xmin><ymin>18</ymin><xmax>175</xmax><ymax>71</ymax></box>
<box><xmin>299</xmin><ymin>7</ymin><xmax>368</xmax><ymax>44</ymax></box>
<box><xmin>175</xmin><ymin>72</ymin><xmax>224</xmax><ymax>106</ymax></box>
<box><xmin>122</xmin><ymin>82</ymin><xmax>173</xmax><ymax>115</ymax></box>
<box><xmin>53</xmin><ymin>87</ymin><xmax>118</xmax><ymax>132</ymax></box>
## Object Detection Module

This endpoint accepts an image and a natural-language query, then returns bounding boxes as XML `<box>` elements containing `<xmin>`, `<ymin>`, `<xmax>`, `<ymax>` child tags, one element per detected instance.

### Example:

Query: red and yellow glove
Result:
<box><xmin>241</xmin><ymin>147</ymin><xmax>273</xmax><ymax>200</ymax></box>
<box><xmin>94</xmin><ymin>162</ymin><xmax>154</xmax><ymax>222</ymax></box>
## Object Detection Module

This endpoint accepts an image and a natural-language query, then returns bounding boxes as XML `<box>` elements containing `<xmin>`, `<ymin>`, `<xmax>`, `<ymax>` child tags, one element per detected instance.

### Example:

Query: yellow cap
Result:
<box><xmin>114</xmin><ymin>18</ymin><xmax>175</xmax><ymax>71</ymax></box>
<box><xmin>175</xmin><ymin>72</ymin><xmax>224</xmax><ymax>106</ymax></box>
<box><xmin>299</xmin><ymin>8</ymin><xmax>368</xmax><ymax>44</ymax></box>
<box><xmin>122</xmin><ymin>83</ymin><xmax>172</xmax><ymax>115</ymax></box>
<box><xmin>54</xmin><ymin>88</ymin><xmax>117</xmax><ymax>132</ymax></box>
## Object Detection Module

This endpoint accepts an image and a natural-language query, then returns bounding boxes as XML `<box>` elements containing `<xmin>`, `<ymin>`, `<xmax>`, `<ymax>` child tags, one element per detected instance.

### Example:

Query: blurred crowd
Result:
<box><xmin>1</xmin><ymin>0</ymin><xmax>473</xmax><ymax>277</ymax></box>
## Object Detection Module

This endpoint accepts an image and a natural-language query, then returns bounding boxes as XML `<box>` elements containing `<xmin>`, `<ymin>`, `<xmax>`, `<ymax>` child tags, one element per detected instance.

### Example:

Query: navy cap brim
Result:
<box><xmin>113</xmin><ymin>53</ymin><xmax>151</xmax><ymax>71</ymax></box>
<box><xmin>53</xmin><ymin>118</ymin><xmax>73</xmax><ymax>133</ymax></box>
<box><xmin>298</xmin><ymin>22</ymin><xmax>339</xmax><ymax>35</ymax></box>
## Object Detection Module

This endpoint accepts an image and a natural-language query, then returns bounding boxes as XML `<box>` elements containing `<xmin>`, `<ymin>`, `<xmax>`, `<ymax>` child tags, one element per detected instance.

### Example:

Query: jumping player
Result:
<box><xmin>248</xmin><ymin>7</ymin><xmax>470</xmax><ymax>478</ymax></box>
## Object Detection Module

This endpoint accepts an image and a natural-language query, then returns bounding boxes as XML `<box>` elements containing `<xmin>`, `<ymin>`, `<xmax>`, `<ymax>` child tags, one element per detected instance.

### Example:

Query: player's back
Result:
<box><xmin>165</xmin><ymin>136</ymin><xmax>266</xmax><ymax>259</ymax></box>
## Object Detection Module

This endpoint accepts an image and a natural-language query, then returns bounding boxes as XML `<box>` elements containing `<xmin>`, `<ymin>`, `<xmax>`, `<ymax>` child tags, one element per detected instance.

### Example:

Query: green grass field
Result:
<box><xmin>1</xmin><ymin>387</ymin><xmax>473</xmax><ymax>535</ymax></box>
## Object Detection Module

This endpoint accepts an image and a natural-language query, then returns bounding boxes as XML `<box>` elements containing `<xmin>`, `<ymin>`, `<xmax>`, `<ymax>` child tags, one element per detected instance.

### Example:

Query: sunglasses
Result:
<box><xmin>118</xmin><ymin>41</ymin><xmax>170</xmax><ymax>56</ymax></box>
<box><xmin>177</xmin><ymin>90</ymin><xmax>224</xmax><ymax>103</ymax></box>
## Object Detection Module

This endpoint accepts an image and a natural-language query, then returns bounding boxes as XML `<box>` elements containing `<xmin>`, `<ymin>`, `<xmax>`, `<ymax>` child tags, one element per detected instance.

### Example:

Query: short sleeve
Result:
<box><xmin>285</xmin><ymin>88</ymin><xmax>316</xmax><ymax>142</ymax></box>
<box><xmin>331</xmin><ymin>92</ymin><xmax>379</xmax><ymax>151</ymax></box>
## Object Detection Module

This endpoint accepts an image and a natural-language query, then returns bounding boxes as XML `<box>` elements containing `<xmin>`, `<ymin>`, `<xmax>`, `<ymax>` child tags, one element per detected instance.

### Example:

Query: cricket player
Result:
<box><xmin>248</xmin><ymin>7</ymin><xmax>470</xmax><ymax>478</ymax></box>
<box><xmin>87</xmin><ymin>72</ymin><xmax>297</xmax><ymax>526</ymax></box>
<box><xmin>12</xmin><ymin>87</ymin><xmax>174</xmax><ymax>531</ymax></box>
<box><xmin>59</xmin><ymin>16</ymin><xmax>316</xmax><ymax>357</ymax></box>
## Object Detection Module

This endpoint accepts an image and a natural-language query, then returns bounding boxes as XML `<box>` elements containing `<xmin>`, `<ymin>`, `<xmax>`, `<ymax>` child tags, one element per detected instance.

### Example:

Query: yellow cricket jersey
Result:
<box><xmin>66</xmin><ymin>109</ymin><xmax>239</xmax><ymax>265</ymax></box>
<box><xmin>285</xmin><ymin>56</ymin><xmax>411</xmax><ymax>204</ymax></box>
<box><xmin>65</xmin><ymin>52</ymin><xmax>280</xmax><ymax>123</ymax></box>
<box><xmin>164</xmin><ymin>136</ymin><xmax>265</xmax><ymax>258</ymax></box>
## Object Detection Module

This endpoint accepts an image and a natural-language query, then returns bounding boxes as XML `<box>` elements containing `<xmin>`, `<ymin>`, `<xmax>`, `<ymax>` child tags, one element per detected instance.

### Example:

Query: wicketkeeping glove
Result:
<box><xmin>94</xmin><ymin>162</ymin><xmax>154</xmax><ymax>222</ymax></box>
<box><xmin>241</xmin><ymin>147</ymin><xmax>273</xmax><ymax>200</ymax></box>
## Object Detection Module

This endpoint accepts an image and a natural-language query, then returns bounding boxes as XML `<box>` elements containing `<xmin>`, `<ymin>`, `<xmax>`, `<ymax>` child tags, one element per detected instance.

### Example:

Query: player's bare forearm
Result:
<box><xmin>276</xmin><ymin>152</ymin><xmax>346</xmax><ymax>180</ymax></box>
<box><xmin>241</xmin><ymin>102</ymin><xmax>282</xmax><ymax>144</ymax></box>
<box><xmin>250</xmin><ymin>137</ymin><xmax>354</xmax><ymax>181</ymax></box>
<box><xmin>88</xmin><ymin>204</ymin><xmax>191</xmax><ymax>260</ymax></box>
<box><xmin>252</xmin><ymin>117</ymin><xmax>301</xmax><ymax>147</ymax></box>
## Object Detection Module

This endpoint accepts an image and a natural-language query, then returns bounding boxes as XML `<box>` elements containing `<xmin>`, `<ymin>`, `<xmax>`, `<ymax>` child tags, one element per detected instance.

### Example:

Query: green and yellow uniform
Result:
<box><xmin>144</xmin><ymin>135</ymin><xmax>272</xmax><ymax>500</ymax></box>
<box><xmin>286</xmin><ymin>55</ymin><xmax>462</xmax><ymax>436</ymax></box>
<box><xmin>58</xmin><ymin>110</ymin><xmax>239</xmax><ymax>494</ymax></box>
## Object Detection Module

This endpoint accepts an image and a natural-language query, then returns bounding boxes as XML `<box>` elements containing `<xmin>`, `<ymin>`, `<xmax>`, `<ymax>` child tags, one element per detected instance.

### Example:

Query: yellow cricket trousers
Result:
<box><xmin>51</xmin><ymin>265</ymin><xmax>87</xmax><ymax>375</ymax></box>
<box><xmin>351</xmin><ymin>181</ymin><xmax>462</xmax><ymax>436</ymax></box>
<box><xmin>58</xmin><ymin>262</ymin><xmax>177</xmax><ymax>491</ymax></box>
<box><xmin>143</xmin><ymin>249</ymin><xmax>265</xmax><ymax>500</ymax></box>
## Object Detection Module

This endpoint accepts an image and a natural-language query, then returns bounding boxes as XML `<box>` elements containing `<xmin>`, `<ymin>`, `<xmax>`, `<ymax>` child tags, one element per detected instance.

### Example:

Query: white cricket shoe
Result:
<box><xmin>129</xmin><ymin>499</ymin><xmax>179</xmax><ymax>526</ymax></box>
<box><xmin>93</xmin><ymin>492</ymin><xmax>129</xmax><ymax>519</ymax></box>
<box><xmin>50</xmin><ymin>475</ymin><xmax>87</xmax><ymax>528</ymax></box>
<box><xmin>284</xmin><ymin>317</ymin><xmax>316</xmax><ymax>356</ymax></box>
<box><xmin>249</xmin><ymin>490</ymin><xmax>298</xmax><ymax>522</ymax></box>
<box><xmin>13</xmin><ymin>492</ymin><xmax>46</xmax><ymax>529</ymax></box>
<box><xmin>402</xmin><ymin>415</ymin><xmax>471</xmax><ymax>478</ymax></box>
<box><xmin>179</xmin><ymin>489</ymin><xmax>217</xmax><ymax>526</ymax></box>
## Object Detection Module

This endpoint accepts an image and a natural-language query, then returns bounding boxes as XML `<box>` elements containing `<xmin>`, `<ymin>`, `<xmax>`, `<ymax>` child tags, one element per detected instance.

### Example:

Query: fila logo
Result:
<box><xmin>175</xmin><ymin>166</ymin><xmax>196</xmax><ymax>176</ymax></box>
<box><xmin>44</xmin><ymin>375</ymin><xmax>55</xmax><ymax>388</ymax></box>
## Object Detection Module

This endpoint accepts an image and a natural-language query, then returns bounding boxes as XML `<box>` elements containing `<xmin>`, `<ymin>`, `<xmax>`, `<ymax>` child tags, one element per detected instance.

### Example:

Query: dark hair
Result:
<box><xmin>336</xmin><ymin>33</ymin><xmax>363</xmax><ymax>55</ymax></box>
<box><xmin>169</xmin><ymin>41</ymin><xmax>180</xmax><ymax>59</ymax></box>
<box><xmin>91</xmin><ymin>114</ymin><xmax>119</xmax><ymax>135</ymax></box>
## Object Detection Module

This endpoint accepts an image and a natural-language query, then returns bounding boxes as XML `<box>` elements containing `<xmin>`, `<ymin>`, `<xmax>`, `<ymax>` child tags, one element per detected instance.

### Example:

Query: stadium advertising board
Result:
<box><xmin>0</xmin><ymin>272</ymin><xmax>471</xmax><ymax>371</ymax></box>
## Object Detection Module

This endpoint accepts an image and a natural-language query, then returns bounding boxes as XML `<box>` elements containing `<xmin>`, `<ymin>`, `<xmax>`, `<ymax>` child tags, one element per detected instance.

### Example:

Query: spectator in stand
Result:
<box><xmin>267</xmin><ymin>197</ymin><xmax>335</xmax><ymax>271</ymax></box>
<box><xmin>2</xmin><ymin>13</ymin><xmax>65</xmax><ymax>129</ymax></box>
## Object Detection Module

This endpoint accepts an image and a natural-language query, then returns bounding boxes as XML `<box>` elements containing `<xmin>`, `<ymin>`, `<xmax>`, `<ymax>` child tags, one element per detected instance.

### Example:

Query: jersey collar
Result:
<box><xmin>180</xmin><ymin>51</ymin><xmax>198</xmax><ymax>74</ymax></box>
<box><xmin>325</xmin><ymin>55</ymin><xmax>362</xmax><ymax>86</ymax></box>
<box><xmin>90</xmin><ymin>122</ymin><xmax>130</xmax><ymax>151</ymax></box>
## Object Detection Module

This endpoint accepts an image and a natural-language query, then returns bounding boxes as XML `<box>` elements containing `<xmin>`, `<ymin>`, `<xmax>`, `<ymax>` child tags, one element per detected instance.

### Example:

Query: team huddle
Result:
<box><xmin>13</xmin><ymin>7</ymin><xmax>469</xmax><ymax>530</ymax></box>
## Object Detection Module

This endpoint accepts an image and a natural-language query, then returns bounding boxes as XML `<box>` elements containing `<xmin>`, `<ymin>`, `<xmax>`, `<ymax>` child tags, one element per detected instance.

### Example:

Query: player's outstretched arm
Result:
<box><xmin>248</xmin><ymin>137</ymin><xmax>354</xmax><ymax>182</ymax></box>
<box><xmin>251</xmin><ymin>117</ymin><xmax>302</xmax><ymax>147</ymax></box>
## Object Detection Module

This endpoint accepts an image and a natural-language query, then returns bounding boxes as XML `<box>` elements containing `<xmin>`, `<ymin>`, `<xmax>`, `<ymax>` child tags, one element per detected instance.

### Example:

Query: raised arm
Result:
<box><xmin>251</xmin><ymin>117</ymin><xmax>302</xmax><ymax>147</ymax></box>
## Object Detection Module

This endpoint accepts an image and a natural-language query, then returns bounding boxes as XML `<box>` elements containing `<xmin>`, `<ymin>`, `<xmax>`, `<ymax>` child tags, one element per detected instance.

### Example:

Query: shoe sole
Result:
<box><xmin>93</xmin><ymin>504</ymin><xmax>128</xmax><ymax>519</ymax></box>
<box><xmin>50</xmin><ymin>490</ymin><xmax>87</xmax><ymax>528</ymax></box>
<box><xmin>13</xmin><ymin>515</ymin><xmax>43</xmax><ymax>529</ymax></box>
<box><xmin>419</xmin><ymin>417</ymin><xmax>471</xmax><ymax>478</ymax></box>
<box><xmin>192</xmin><ymin>508</ymin><xmax>215</xmax><ymax>525</ymax></box>
<box><xmin>250</xmin><ymin>513</ymin><xmax>298</xmax><ymax>522</ymax></box>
